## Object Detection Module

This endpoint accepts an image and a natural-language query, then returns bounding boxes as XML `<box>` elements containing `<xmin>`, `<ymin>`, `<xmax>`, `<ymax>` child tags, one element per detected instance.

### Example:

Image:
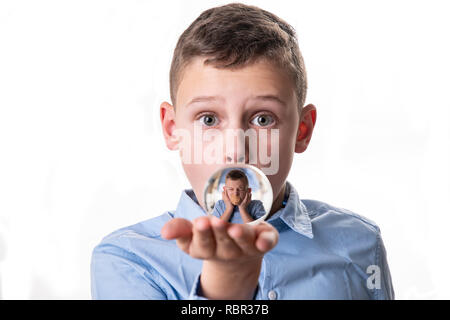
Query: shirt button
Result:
<box><xmin>268</xmin><ymin>290</ymin><xmax>277</xmax><ymax>300</ymax></box>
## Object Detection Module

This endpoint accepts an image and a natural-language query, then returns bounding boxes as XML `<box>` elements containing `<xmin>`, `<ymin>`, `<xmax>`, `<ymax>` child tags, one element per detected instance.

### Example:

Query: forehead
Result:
<box><xmin>176</xmin><ymin>56</ymin><xmax>296</xmax><ymax>109</ymax></box>
<box><xmin>225</xmin><ymin>178</ymin><xmax>246</xmax><ymax>185</ymax></box>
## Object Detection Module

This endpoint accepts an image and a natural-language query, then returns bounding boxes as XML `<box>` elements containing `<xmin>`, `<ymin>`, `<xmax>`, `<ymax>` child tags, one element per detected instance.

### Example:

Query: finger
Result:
<box><xmin>210</xmin><ymin>215</ymin><xmax>242</xmax><ymax>259</ymax></box>
<box><xmin>242</xmin><ymin>193</ymin><xmax>249</xmax><ymax>205</ymax></box>
<box><xmin>240</xmin><ymin>192</ymin><xmax>247</xmax><ymax>204</ymax></box>
<box><xmin>227</xmin><ymin>223</ymin><xmax>260</xmax><ymax>255</ymax></box>
<box><xmin>245</xmin><ymin>192</ymin><xmax>251</xmax><ymax>205</ymax></box>
<box><xmin>253</xmin><ymin>221</ymin><xmax>279</xmax><ymax>252</ymax></box>
<box><xmin>190</xmin><ymin>216</ymin><xmax>216</xmax><ymax>259</ymax></box>
<box><xmin>255</xmin><ymin>227</ymin><xmax>279</xmax><ymax>253</ymax></box>
<box><xmin>161</xmin><ymin>218</ymin><xmax>193</xmax><ymax>253</ymax></box>
<box><xmin>253</xmin><ymin>220</ymin><xmax>275</xmax><ymax>233</ymax></box>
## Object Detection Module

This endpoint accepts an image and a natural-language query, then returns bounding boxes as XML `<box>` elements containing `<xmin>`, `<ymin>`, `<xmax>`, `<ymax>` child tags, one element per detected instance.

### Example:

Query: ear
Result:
<box><xmin>160</xmin><ymin>101</ymin><xmax>178</xmax><ymax>150</ymax></box>
<box><xmin>295</xmin><ymin>104</ymin><xmax>317</xmax><ymax>153</ymax></box>
<box><xmin>248</xmin><ymin>187</ymin><xmax>252</xmax><ymax>192</ymax></box>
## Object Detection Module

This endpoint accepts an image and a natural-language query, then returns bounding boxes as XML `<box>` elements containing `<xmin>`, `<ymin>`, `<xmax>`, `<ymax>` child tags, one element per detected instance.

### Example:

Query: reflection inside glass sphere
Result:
<box><xmin>203</xmin><ymin>164</ymin><xmax>273</xmax><ymax>225</ymax></box>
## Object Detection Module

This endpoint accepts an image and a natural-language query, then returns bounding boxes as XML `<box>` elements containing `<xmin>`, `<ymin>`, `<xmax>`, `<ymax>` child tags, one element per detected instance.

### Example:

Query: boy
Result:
<box><xmin>212</xmin><ymin>169</ymin><xmax>267</xmax><ymax>223</ymax></box>
<box><xmin>91</xmin><ymin>3</ymin><xmax>394</xmax><ymax>299</ymax></box>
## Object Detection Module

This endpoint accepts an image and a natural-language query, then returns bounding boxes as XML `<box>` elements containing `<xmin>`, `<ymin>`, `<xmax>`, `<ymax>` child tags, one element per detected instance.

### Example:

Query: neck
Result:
<box><xmin>267</xmin><ymin>182</ymin><xmax>287</xmax><ymax>219</ymax></box>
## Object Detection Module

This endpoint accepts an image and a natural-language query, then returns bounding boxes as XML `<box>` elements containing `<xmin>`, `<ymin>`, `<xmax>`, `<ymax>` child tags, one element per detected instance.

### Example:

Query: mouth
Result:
<box><xmin>230</xmin><ymin>195</ymin><xmax>241</xmax><ymax>205</ymax></box>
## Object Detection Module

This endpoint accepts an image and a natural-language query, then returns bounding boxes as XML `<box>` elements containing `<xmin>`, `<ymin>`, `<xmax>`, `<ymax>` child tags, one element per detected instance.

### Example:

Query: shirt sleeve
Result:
<box><xmin>211</xmin><ymin>200</ymin><xmax>225</xmax><ymax>218</ymax></box>
<box><xmin>373</xmin><ymin>229</ymin><xmax>395</xmax><ymax>300</ymax></box>
<box><xmin>188</xmin><ymin>272</ymin><xmax>261</xmax><ymax>300</ymax></box>
<box><xmin>250</xmin><ymin>200</ymin><xmax>267</xmax><ymax>219</ymax></box>
<box><xmin>90</xmin><ymin>242</ymin><xmax>167</xmax><ymax>300</ymax></box>
<box><xmin>187</xmin><ymin>272</ymin><xmax>209</xmax><ymax>300</ymax></box>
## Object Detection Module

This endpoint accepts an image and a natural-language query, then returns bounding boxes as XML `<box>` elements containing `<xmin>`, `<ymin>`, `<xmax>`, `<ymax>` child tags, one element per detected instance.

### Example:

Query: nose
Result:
<box><xmin>226</xmin><ymin>154</ymin><xmax>246</xmax><ymax>163</ymax></box>
<box><xmin>223</xmin><ymin>127</ymin><xmax>249</xmax><ymax>164</ymax></box>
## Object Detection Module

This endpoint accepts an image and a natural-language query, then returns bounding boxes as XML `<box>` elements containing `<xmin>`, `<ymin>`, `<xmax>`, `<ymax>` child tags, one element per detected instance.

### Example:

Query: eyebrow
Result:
<box><xmin>186</xmin><ymin>95</ymin><xmax>224</xmax><ymax>107</ymax></box>
<box><xmin>251</xmin><ymin>94</ymin><xmax>286</xmax><ymax>107</ymax></box>
<box><xmin>185</xmin><ymin>94</ymin><xmax>286</xmax><ymax>107</ymax></box>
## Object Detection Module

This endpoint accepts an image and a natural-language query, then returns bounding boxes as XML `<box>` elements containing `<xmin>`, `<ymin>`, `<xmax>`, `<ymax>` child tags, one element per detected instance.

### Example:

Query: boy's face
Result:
<box><xmin>161</xmin><ymin>56</ymin><xmax>316</xmax><ymax>211</ymax></box>
<box><xmin>225</xmin><ymin>178</ymin><xmax>248</xmax><ymax>206</ymax></box>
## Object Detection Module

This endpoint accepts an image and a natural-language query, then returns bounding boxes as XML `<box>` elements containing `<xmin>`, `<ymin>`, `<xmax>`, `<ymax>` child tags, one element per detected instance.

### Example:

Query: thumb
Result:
<box><xmin>161</xmin><ymin>218</ymin><xmax>193</xmax><ymax>254</ymax></box>
<box><xmin>161</xmin><ymin>218</ymin><xmax>193</xmax><ymax>240</ymax></box>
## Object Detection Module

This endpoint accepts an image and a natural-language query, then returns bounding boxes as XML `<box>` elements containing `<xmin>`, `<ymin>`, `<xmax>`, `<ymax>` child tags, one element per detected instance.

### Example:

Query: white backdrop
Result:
<box><xmin>0</xmin><ymin>0</ymin><xmax>449</xmax><ymax>299</ymax></box>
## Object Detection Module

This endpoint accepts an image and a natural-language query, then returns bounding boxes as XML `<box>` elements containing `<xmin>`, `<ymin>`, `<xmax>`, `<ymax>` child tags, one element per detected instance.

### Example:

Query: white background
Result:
<box><xmin>0</xmin><ymin>0</ymin><xmax>449</xmax><ymax>299</ymax></box>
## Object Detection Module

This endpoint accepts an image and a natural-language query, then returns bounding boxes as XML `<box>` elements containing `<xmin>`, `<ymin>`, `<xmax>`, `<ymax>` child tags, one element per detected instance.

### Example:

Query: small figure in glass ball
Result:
<box><xmin>213</xmin><ymin>169</ymin><xmax>266</xmax><ymax>223</ymax></box>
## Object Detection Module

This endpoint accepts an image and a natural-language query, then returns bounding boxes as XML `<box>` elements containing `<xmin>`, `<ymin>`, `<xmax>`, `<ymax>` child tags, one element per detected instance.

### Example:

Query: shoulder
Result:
<box><xmin>303</xmin><ymin>199</ymin><xmax>380</xmax><ymax>234</ymax></box>
<box><xmin>249</xmin><ymin>199</ymin><xmax>264</xmax><ymax>206</ymax></box>
<box><xmin>248</xmin><ymin>199</ymin><xmax>264</xmax><ymax>210</ymax></box>
<box><xmin>213</xmin><ymin>200</ymin><xmax>225</xmax><ymax>209</ymax></box>
<box><xmin>90</xmin><ymin>211</ymin><xmax>194</xmax><ymax>300</ymax></box>
<box><xmin>302</xmin><ymin>199</ymin><xmax>382</xmax><ymax>261</ymax></box>
<box><xmin>92</xmin><ymin>212</ymin><xmax>174</xmax><ymax>255</ymax></box>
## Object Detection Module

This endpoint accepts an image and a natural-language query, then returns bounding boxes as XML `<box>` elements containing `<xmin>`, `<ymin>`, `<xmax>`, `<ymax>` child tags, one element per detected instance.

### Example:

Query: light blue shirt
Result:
<box><xmin>90</xmin><ymin>181</ymin><xmax>395</xmax><ymax>300</ymax></box>
<box><xmin>212</xmin><ymin>199</ymin><xmax>267</xmax><ymax>223</ymax></box>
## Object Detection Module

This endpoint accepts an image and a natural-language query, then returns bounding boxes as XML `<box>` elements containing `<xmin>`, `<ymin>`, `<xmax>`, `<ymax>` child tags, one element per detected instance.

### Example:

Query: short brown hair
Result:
<box><xmin>169</xmin><ymin>2</ymin><xmax>307</xmax><ymax>111</ymax></box>
<box><xmin>225</xmin><ymin>169</ymin><xmax>249</xmax><ymax>186</ymax></box>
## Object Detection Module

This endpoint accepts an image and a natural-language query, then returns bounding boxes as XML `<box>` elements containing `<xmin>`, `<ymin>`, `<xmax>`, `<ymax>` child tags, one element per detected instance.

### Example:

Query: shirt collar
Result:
<box><xmin>173</xmin><ymin>181</ymin><xmax>314</xmax><ymax>239</ymax></box>
<box><xmin>267</xmin><ymin>181</ymin><xmax>314</xmax><ymax>239</ymax></box>
<box><xmin>174</xmin><ymin>189</ymin><xmax>207</xmax><ymax>220</ymax></box>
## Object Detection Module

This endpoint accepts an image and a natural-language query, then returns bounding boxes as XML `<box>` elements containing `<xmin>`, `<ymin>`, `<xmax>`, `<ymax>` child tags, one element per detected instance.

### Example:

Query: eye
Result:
<box><xmin>250</xmin><ymin>114</ymin><xmax>275</xmax><ymax>127</ymax></box>
<box><xmin>197</xmin><ymin>114</ymin><xmax>218</xmax><ymax>127</ymax></box>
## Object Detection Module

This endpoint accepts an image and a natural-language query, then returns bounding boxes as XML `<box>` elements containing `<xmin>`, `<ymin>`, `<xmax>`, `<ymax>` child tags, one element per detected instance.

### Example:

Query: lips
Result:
<box><xmin>230</xmin><ymin>195</ymin><xmax>241</xmax><ymax>205</ymax></box>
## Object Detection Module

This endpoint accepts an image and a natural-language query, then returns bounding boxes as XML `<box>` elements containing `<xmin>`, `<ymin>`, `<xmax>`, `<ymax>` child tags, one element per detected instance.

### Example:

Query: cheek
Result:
<box><xmin>276</xmin><ymin>128</ymin><xmax>296</xmax><ymax>164</ymax></box>
<box><xmin>276</xmin><ymin>131</ymin><xmax>296</xmax><ymax>161</ymax></box>
<box><xmin>254</xmin><ymin>128</ymin><xmax>295</xmax><ymax>170</ymax></box>
<box><xmin>263</xmin><ymin>128</ymin><xmax>296</xmax><ymax>197</ymax></box>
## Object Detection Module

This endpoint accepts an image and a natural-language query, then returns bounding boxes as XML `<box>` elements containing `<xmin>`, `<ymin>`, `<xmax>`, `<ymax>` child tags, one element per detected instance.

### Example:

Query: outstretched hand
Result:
<box><xmin>161</xmin><ymin>215</ymin><xmax>278</xmax><ymax>262</ymax></box>
<box><xmin>161</xmin><ymin>214</ymin><xmax>278</xmax><ymax>299</ymax></box>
